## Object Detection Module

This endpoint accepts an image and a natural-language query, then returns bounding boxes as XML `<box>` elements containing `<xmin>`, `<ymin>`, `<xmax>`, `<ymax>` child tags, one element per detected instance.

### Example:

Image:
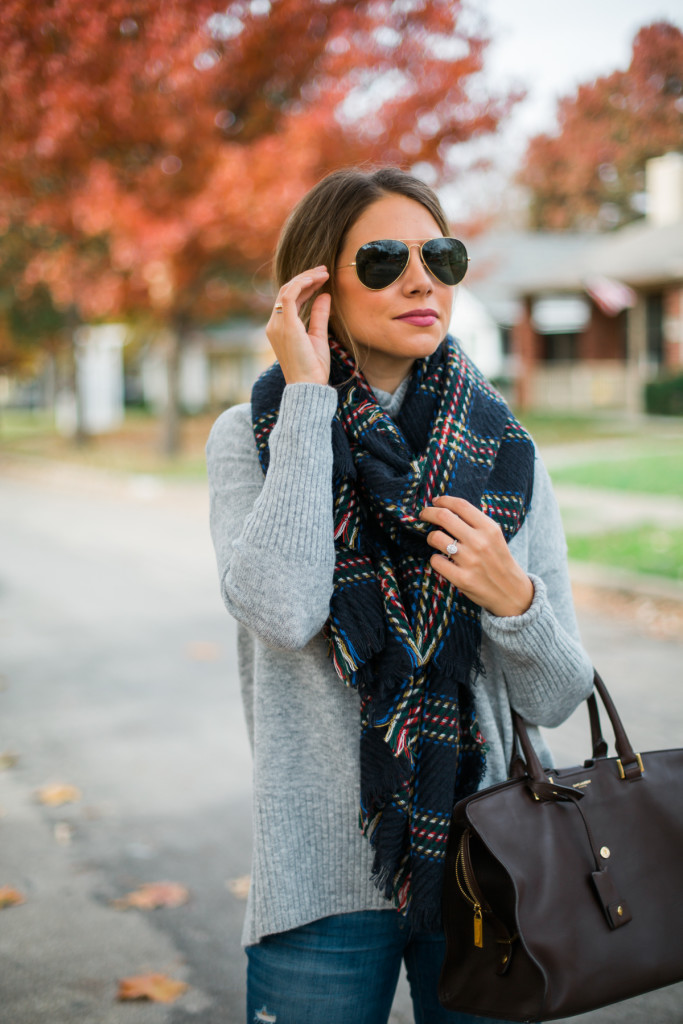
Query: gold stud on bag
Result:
<box><xmin>438</xmin><ymin>669</ymin><xmax>683</xmax><ymax>1022</ymax></box>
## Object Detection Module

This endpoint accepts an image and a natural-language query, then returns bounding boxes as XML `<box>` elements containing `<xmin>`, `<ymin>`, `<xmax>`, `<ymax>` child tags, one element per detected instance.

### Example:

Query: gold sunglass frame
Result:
<box><xmin>337</xmin><ymin>237</ymin><xmax>470</xmax><ymax>290</ymax></box>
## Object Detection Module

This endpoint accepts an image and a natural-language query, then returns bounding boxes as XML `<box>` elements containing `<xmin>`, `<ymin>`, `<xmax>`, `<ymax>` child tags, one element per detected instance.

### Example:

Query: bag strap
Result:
<box><xmin>512</xmin><ymin>669</ymin><xmax>644</xmax><ymax>787</ymax></box>
<box><xmin>591</xmin><ymin>669</ymin><xmax>643</xmax><ymax>778</ymax></box>
<box><xmin>587</xmin><ymin>692</ymin><xmax>608</xmax><ymax>758</ymax></box>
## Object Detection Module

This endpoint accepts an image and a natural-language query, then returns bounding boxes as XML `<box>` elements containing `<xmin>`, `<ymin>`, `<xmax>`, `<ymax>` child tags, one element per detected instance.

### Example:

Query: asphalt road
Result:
<box><xmin>0</xmin><ymin>464</ymin><xmax>681</xmax><ymax>1024</ymax></box>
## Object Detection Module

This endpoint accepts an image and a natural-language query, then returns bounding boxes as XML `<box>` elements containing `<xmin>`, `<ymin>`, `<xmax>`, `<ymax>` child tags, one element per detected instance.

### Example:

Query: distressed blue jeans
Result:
<box><xmin>246</xmin><ymin>910</ymin><xmax>515</xmax><ymax>1024</ymax></box>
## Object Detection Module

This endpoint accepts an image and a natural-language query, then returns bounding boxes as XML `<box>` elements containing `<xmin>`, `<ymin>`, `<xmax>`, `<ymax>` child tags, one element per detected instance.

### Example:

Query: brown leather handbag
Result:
<box><xmin>438</xmin><ymin>670</ymin><xmax>683</xmax><ymax>1022</ymax></box>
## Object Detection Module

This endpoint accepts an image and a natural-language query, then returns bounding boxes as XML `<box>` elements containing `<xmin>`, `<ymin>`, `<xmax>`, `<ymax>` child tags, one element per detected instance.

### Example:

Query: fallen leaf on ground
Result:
<box><xmin>0</xmin><ymin>752</ymin><xmax>19</xmax><ymax>771</ymax></box>
<box><xmin>117</xmin><ymin>972</ymin><xmax>188</xmax><ymax>1003</ymax></box>
<box><xmin>110</xmin><ymin>882</ymin><xmax>189</xmax><ymax>910</ymax></box>
<box><xmin>36</xmin><ymin>783</ymin><xmax>82</xmax><ymax>806</ymax></box>
<box><xmin>185</xmin><ymin>641</ymin><xmax>221</xmax><ymax>662</ymax></box>
<box><xmin>226</xmin><ymin>874</ymin><xmax>251</xmax><ymax>900</ymax></box>
<box><xmin>54</xmin><ymin>822</ymin><xmax>74</xmax><ymax>845</ymax></box>
<box><xmin>0</xmin><ymin>887</ymin><xmax>25</xmax><ymax>909</ymax></box>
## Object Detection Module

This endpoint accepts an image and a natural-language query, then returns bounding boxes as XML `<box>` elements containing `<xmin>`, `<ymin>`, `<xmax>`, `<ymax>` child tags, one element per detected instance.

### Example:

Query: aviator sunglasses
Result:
<box><xmin>338</xmin><ymin>237</ymin><xmax>469</xmax><ymax>291</ymax></box>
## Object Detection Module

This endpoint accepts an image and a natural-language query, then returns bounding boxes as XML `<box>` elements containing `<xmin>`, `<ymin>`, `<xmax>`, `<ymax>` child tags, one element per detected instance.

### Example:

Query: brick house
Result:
<box><xmin>465</xmin><ymin>153</ymin><xmax>683</xmax><ymax>413</ymax></box>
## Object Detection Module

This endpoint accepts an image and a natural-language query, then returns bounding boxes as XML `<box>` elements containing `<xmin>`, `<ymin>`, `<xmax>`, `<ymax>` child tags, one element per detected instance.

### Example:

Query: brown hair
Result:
<box><xmin>273</xmin><ymin>166</ymin><xmax>450</xmax><ymax>354</ymax></box>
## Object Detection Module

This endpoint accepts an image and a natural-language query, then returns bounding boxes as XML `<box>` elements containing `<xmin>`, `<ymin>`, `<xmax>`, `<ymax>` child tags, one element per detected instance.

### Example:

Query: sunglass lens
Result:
<box><xmin>355</xmin><ymin>239</ymin><xmax>409</xmax><ymax>289</ymax></box>
<box><xmin>422</xmin><ymin>238</ymin><xmax>468</xmax><ymax>286</ymax></box>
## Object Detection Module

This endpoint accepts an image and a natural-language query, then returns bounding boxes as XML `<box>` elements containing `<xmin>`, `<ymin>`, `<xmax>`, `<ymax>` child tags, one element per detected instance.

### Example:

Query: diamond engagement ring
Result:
<box><xmin>274</xmin><ymin>303</ymin><xmax>284</xmax><ymax>314</ymax></box>
<box><xmin>446</xmin><ymin>540</ymin><xmax>458</xmax><ymax>558</ymax></box>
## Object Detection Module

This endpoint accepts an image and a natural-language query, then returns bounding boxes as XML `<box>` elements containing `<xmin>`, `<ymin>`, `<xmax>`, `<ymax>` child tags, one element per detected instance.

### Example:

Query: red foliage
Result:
<box><xmin>0</xmin><ymin>0</ymin><xmax>519</xmax><ymax>325</ymax></box>
<box><xmin>519</xmin><ymin>22</ymin><xmax>683</xmax><ymax>231</ymax></box>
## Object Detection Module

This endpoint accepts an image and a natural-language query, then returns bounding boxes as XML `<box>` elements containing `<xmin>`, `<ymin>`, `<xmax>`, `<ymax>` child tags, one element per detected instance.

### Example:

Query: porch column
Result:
<box><xmin>625</xmin><ymin>296</ymin><xmax>648</xmax><ymax>414</ymax></box>
<box><xmin>512</xmin><ymin>296</ymin><xmax>536</xmax><ymax>411</ymax></box>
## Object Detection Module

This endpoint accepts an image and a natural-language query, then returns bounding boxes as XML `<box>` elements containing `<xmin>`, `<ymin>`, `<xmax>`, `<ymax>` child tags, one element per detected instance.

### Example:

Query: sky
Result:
<box><xmin>441</xmin><ymin>0</ymin><xmax>683</xmax><ymax>219</ymax></box>
<box><xmin>483</xmin><ymin>0</ymin><xmax>683</xmax><ymax>144</ymax></box>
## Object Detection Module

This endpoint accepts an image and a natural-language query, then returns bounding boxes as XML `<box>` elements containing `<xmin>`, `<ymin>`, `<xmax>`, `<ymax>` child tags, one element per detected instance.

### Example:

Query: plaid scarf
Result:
<box><xmin>251</xmin><ymin>335</ymin><xmax>534</xmax><ymax>930</ymax></box>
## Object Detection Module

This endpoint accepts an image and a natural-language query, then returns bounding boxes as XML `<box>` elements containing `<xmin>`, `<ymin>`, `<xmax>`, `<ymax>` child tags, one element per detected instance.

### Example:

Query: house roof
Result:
<box><xmin>465</xmin><ymin>216</ymin><xmax>683</xmax><ymax>317</ymax></box>
<box><xmin>464</xmin><ymin>231</ymin><xmax>590</xmax><ymax>325</ymax></box>
<box><xmin>581</xmin><ymin>218</ymin><xmax>683</xmax><ymax>288</ymax></box>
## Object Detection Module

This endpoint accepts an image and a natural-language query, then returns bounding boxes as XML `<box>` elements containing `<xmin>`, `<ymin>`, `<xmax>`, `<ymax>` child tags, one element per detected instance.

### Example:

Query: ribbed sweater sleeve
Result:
<box><xmin>206</xmin><ymin>382</ymin><xmax>338</xmax><ymax>649</ymax></box>
<box><xmin>480</xmin><ymin>454</ymin><xmax>594</xmax><ymax>728</ymax></box>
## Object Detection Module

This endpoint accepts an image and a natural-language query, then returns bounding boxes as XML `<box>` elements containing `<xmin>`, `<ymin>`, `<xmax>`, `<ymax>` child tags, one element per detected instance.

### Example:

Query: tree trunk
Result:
<box><xmin>161</xmin><ymin>321</ymin><xmax>184</xmax><ymax>457</ymax></box>
<box><xmin>69</xmin><ymin>312</ymin><xmax>88</xmax><ymax>446</ymax></box>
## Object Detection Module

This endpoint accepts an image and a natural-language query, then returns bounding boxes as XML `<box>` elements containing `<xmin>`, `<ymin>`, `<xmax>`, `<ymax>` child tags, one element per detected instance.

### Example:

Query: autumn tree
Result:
<box><xmin>0</xmin><ymin>0</ymin><xmax>519</xmax><ymax>451</ymax></box>
<box><xmin>519</xmin><ymin>21</ymin><xmax>683</xmax><ymax>231</ymax></box>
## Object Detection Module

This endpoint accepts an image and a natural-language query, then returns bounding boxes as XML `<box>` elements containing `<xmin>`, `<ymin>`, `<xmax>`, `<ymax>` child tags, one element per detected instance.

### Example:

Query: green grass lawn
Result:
<box><xmin>0</xmin><ymin>407</ymin><xmax>211</xmax><ymax>478</ymax></box>
<box><xmin>517</xmin><ymin>412</ymin><xmax>635</xmax><ymax>446</ymax></box>
<box><xmin>0</xmin><ymin>408</ymin><xmax>56</xmax><ymax>439</ymax></box>
<box><xmin>550</xmin><ymin>450</ymin><xmax>683</xmax><ymax>499</ymax></box>
<box><xmin>567</xmin><ymin>525</ymin><xmax>683</xmax><ymax>581</ymax></box>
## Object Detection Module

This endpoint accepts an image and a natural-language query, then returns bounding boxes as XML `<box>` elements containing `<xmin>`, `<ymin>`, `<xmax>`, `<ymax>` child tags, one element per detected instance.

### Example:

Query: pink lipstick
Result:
<box><xmin>395</xmin><ymin>308</ymin><xmax>439</xmax><ymax>327</ymax></box>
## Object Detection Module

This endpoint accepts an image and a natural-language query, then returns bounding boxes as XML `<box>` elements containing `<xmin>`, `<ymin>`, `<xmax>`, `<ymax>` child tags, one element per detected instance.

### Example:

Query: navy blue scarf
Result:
<box><xmin>252</xmin><ymin>335</ymin><xmax>535</xmax><ymax>929</ymax></box>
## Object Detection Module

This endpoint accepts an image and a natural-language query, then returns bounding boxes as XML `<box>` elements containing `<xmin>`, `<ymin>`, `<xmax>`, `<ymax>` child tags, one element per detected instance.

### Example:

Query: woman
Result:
<box><xmin>207</xmin><ymin>167</ymin><xmax>593</xmax><ymax>1024</ymax></box>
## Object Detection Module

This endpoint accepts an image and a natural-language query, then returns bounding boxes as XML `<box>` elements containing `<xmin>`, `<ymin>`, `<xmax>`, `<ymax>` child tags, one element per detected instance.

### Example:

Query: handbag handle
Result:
<box><xmin>587</xmin><ymin>692</ymin><xmax>609</xmax><ymax>758</ymax></box>
<box><xmin>512</xmin><ymin>669</ymin><xmax>644</xmax><ymax>788</ymax></box>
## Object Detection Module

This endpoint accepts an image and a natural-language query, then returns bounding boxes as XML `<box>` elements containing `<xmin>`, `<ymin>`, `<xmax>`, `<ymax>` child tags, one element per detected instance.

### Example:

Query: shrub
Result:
<box><xmin>644</xmin><ymin>374</ymin><xmax>683</xmax><ymax>416</ymax></box>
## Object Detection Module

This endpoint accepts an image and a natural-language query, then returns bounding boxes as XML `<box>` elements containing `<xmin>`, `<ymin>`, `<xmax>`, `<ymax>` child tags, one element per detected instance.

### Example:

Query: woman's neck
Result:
<box><xmin>359</xmin><ymin>355</ymin><xmax>416</xmax><ymax>393</ymax></box>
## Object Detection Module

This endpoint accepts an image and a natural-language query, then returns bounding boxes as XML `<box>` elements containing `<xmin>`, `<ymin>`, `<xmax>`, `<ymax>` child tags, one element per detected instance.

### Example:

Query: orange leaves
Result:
<box><xmin>0</xmin><ymin>886</ymin><xmax>25</xmax><ymax>909</ymax></box>
<box><xmin>520</xmin><ymin>21</ymin><xmax>683</xmax><ymax>230</ymax></box>
<box><xmin>117</xmin><ymin>972</ymin><xmax>188</xmax><ymax>1004</ymax></box>
<box><xmin>185</xmin><ymin>640</ymin><xmax>221</xmax><ymax>662</ymax></box>
<box><xmin>111</xmin><ymin>882</ymin><xmax>190</xmax><ymax>910</ymax></box>
<box><xmin>112</xmin><ymin>885</ymin><xmax>190</xmax><ymax>1002</ymax></box>
<box><xmin>35</xmin><ymin>783</ymin><xmax>82</xmax><ymax>806</ymax></box>
<box><xmin>1</xmin><ymin>0</ymin><xmax>515</xmax><ymax>325</ymax></box>
<box><xmin>226</xmin><ymin>874</ymin><xmax>251</xmax><ymax>900</ymax></box>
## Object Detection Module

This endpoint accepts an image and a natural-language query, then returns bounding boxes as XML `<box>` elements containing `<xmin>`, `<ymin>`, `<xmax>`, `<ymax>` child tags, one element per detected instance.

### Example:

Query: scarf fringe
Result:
<box><xmin>406</xmin><ymin>896</ymin><xmax>443</xmax><ymax>933</ymax></box>
<box><xmin>329</xmin><ymin>580</ymin><xmax>386</xmax><ymax>679</ymax></box>
<box><xmin>368</xmin><ymin>805</ymin><xmax>410</xmax><ymax>895</ymax></box>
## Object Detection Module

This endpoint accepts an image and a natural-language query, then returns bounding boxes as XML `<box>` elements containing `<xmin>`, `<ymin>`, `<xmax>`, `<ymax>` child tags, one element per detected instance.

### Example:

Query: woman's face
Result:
<box><xmin>333</xmin><ymin>193</ymin><xmax>455</xmax><ymax>392</ymax></box>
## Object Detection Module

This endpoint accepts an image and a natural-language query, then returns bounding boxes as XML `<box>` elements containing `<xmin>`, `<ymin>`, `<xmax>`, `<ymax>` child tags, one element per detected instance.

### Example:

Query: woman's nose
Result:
<box><xmin>401</xmin><ymin>245</ymin><xmax>433</xmax><ymax>292</ymax></box>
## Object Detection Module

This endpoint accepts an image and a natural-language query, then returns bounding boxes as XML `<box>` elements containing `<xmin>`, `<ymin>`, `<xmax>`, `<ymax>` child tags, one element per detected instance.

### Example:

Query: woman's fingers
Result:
<box><xmin>431</xmin><ymin>495</ymin><xmax>490</xmax><ymax>528</ymax></box>
<box><xmin>277</xmin><ymin>266</ymin><xmax>329</xmax><ymax>314</ymax></box>
<box><xmin>266</xmin><ymin>266</ymin><xmax>331</xmax><ymax>385</ymax></box>
<box><xmin>419</xmin><ymin>500</ymin><xmax>476</xmax><ymax>545</ymax></box>
<box><xmin>425</xmin><ymin>528</ymin><xmax>459</xmax><ymax>554</ymax></box>
<box><xmin>308</xmin><ymin>291</ymin><xmax>331</xmax><ymax>344</ymax></box>
<box><xmin>420</xmin><ymin>496</ymin><xmax>533</xmax><ymax>617</ymax></box>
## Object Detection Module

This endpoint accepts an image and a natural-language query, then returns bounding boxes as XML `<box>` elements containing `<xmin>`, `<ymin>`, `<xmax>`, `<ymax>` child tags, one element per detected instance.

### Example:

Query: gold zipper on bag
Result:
<box><xmin>455</xmin><ymin>832</ymin><xmax>485</xmax><ymax>948</ymax></box>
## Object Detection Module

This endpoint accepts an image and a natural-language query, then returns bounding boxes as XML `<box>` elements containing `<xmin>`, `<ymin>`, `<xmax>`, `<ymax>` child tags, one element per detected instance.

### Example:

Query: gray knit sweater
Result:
<box><xmin>206</xmin><ymin>381</ymin><xmax>594</xmax><ymax>946</ymax></box>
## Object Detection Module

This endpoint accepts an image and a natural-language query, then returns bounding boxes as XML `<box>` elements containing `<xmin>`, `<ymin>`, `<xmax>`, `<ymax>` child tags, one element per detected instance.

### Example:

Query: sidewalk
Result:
<box><xmin>0</xmin><ymin>450</ymin><xmax>681</xmax><ymax>1023</ymax></box>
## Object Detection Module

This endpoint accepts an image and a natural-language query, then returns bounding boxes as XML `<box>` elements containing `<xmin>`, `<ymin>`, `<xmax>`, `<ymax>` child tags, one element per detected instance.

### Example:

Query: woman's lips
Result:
<box><xmin>395</xmin><ymin>309</ymin><xmax>439</xmax><ymax>327</ymax></box>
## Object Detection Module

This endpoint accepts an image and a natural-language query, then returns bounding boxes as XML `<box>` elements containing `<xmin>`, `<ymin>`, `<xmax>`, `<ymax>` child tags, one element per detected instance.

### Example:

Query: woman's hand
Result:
<box><xmin>419</xmin><ymin>495</ymin><xmax>534</xmax><ymax>618</ymax></box>
<box><xmin>266</xmin><ymin>266</ymin><xmax>331</xmax><ymax>386</ymax></box>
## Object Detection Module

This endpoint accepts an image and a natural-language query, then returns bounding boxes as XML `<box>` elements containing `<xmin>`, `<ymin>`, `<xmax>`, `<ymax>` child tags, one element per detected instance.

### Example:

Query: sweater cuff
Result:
<box><xmin>272</xmin><ymin>382</ymin><xmax>338</xmax><ymax>440</ymax></box>
<box><xmin>480</xmin><ymin>573</ymin><xmax>547</xmax><ymax>639</ymax></box>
